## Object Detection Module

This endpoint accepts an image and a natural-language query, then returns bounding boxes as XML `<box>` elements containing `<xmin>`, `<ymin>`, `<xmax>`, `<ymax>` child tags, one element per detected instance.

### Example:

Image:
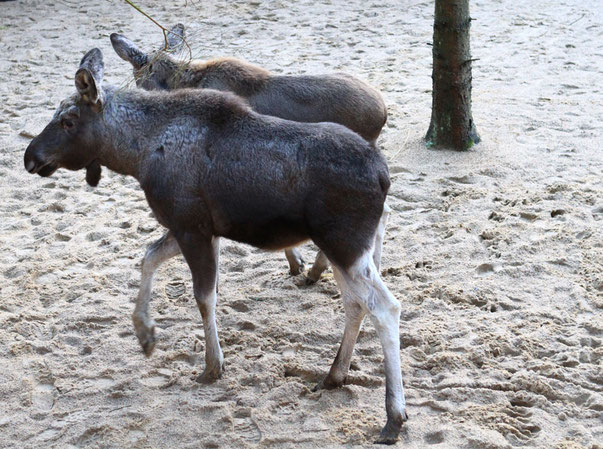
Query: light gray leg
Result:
<box><xmin>373</xmin><ymin>202</ymin><xmax>391</xmax><ymax>270</ymax></box>
<box><xmin>329</xmin><ymin>253</ymin><xmax>407</xmax><ymax>445</ymax></box>
<box><xmin>175</xmin><ymin>232</ymin><xmax>223</xmax><ymax>383</ymax></box>
<box><xmin>285</xmin><ymin>247</ymin><xmax>305</xmax><ymax>275</ymax></box>
<box><xmin>306</xmin><ymin>250</ymin><xmax>330</xmax><ymax>284</ymax></box>
<box><xmin>314</xmin><ymin>299</ymin><xmax>365</xmax><ymax>389</ymax></box>
<box><xmin>370</xmin><ymin>273</ymin><xmax>407</xmax><ymax>444</ymax></box>
<box><xmin>133</xmin><ymin>231</ymin><xmax>181</xmax><ymax>356</ymax></box>
<box><xmin>214</xmin><ymin>237</ymin><xmax>220</xmax><ymax>293</ymax></box>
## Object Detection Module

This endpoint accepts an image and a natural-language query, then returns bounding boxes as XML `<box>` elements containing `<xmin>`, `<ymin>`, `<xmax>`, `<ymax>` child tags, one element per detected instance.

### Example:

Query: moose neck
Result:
<box><xmin>98</xmin><ymin>87</ymin><xmax>161</xmax><ymax>180</ymax></box>
<box><xmin>95</xmin><ymin>86</ymin><xmax>249</xmax><ymax>181</ymax></box>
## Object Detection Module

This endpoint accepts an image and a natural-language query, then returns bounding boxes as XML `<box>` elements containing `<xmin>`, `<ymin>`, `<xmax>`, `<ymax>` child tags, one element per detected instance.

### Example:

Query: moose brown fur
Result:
<box><xmin>24</xmin><ymin>48</ymin><xmax>406</xmax><ymax>444</ymax></box>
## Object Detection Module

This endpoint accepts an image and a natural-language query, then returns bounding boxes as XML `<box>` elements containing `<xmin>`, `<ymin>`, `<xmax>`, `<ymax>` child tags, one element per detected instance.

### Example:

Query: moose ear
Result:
<box><xmin>75</xmin><ymin>48</ymin><xmax>104</xmax><ymax>105</ymax></box>
<box><xmin>110</xmin><ymin>33</ymin><xmax>148</xmax><ymax>69</ymax></box>
<box><xmin>166</xmin><ymin>23</ymin><xmax>185</xmax><ymax>53</ymax></box>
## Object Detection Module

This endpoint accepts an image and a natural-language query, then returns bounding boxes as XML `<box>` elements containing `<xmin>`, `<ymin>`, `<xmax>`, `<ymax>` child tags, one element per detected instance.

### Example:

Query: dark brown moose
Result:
<box><xmin>24</xmin><ymin>49</ymin><xmax>407</xmax><ymax>444</ymax></box>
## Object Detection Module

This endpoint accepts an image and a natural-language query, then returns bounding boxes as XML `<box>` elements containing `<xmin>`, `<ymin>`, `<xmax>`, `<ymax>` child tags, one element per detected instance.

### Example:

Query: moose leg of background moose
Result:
<box><xmin>284</xmin><ymin>247</ymin><xmax>305</xmax><ymax>275</ymax></box>
<box><xmin>307</xmin><ymin>251</ymin><xmax>330</xmax><ymax>284</ymax></box>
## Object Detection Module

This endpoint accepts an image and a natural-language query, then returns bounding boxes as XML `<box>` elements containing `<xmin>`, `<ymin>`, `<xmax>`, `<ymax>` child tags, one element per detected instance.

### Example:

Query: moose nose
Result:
<box><xmin>25</xmin><ymin>157</ymin><xmax>36</xmax><ymax>173</ymax></box>
<box><xmin>24</xmin><ymin>144</ymin><xmax>42</xmax><ymax>174</ymax></box>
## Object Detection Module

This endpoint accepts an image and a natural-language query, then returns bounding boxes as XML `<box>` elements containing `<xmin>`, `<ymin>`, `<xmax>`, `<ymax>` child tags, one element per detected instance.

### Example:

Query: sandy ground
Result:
<box><xmin>1</xmin><ymin>0</ymin><xmax>602</xmax><ymax>448</ymax></box>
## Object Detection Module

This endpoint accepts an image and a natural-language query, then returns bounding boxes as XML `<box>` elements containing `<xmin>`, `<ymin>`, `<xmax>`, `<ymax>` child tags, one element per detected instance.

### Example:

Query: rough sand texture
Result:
<box><xmin>1</xmin><ymin>0</ymin><xmax>602</xmax><ymax>448</ymax></box>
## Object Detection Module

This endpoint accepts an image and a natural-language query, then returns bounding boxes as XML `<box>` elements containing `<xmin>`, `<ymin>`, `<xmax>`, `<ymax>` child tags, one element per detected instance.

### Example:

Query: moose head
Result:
<box><xmin>110</xmin><ymin>23</ymin><xmax>186</xmax><ymax>91</ymax></box>
<box><xmin>23</xmin><ymin>48</ymin><xmax>107</xmax><ymax>186</ymax></box>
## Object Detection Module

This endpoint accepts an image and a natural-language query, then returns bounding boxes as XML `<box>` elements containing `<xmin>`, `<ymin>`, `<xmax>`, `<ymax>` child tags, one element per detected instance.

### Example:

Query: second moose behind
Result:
<box><xmin>111</xmin><ymin>24</ymin><xmax>387</xmax><ymax>144</ymax></box>
<box><xmin>111</xmin><ymin>24</ymin><xmax>389</xmax><ymax>283</ymax></box>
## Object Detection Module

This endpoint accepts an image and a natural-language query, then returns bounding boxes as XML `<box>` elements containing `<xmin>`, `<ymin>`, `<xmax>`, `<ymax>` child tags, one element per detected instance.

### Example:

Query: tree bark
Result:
<box><xmin>426</xmin><ymin>0</ymin><xmax>480</xmax><ymax>150</ymax></box>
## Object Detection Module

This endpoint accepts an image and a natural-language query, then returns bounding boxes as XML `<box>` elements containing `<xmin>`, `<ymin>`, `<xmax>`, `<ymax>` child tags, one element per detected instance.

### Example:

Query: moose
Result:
<box><xmin>23</xmin><ymin>49</ymin><xmax>407</xmax><ymax>444</ymax></box>
<box><xmin>110</xmin><ymin>24</ymin><xmax>390</xmax><ymax>283</ymax></box>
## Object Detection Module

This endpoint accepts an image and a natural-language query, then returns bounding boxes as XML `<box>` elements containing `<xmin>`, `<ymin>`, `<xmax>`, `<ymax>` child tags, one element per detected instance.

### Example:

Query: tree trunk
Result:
<box><xmin>426</xmin><ymin>0</ymin><xmax>480</xmax><ymax>150</ymax></box>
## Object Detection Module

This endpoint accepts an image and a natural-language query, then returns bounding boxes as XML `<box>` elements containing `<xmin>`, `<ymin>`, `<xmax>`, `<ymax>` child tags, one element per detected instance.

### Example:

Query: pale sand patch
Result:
<box><xmin>0</xmin><ymin>0</ymin><xmax>601</xmax><ymax>448</ymax></box>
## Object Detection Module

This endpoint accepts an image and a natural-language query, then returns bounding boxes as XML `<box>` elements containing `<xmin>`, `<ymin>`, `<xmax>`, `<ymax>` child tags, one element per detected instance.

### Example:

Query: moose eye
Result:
<box><xmin>63</xmin><ymin>119</ymin><xmax>75</xmax><ymax>130</ymax></box>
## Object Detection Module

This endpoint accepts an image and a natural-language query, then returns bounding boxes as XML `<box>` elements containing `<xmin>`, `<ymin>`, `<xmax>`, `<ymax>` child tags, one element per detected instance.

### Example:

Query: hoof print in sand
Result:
<box><xmin>165</xmin><ymin>280</ymin><xmax>186</xmax><ymax>301</ymax></box>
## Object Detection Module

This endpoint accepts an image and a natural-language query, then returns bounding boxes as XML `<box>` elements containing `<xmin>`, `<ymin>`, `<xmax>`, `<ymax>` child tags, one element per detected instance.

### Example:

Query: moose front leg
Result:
<box><xmin>175</xmin><ymin>231</ymin><xmax>224</xmax><ymax>383</ymax></box>
<box><xmin>133</xmin><ymin>231</ymin><xmax>181</xmax><ymax>356</ymax></box>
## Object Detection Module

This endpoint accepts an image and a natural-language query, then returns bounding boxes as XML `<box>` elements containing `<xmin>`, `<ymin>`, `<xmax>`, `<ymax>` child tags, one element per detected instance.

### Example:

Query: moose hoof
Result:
<box><xmin>196</xmin><ymin>365</ymin><xmax>224</xmax><ymax>384</ymax></box>
<box><xmin>305</xmin><ymin>275</ymin><xmax>319</xmax><ymax>285</ymax></box>
<box><xmin>375</xmin><ymin>433</ymin><xmax>398</xmax><ymax>445</ymax></box>
<box><xmin>312</xmin><ymin>375</ymin><xmax>343</xmax><ymax>392</ymax></box>
<box><xmin>305</xmin><ymin>267</ymin><xmax>325</xmax><ymax>284</ymax></box>
<box><xmin>289</xmin><ymin>260</ymin><xmax>305</xmax><ymax>276</ymax></box>
<box><xmin>289</xmin><ymin>265</ymin><xmax>304</xmax><ymax>276</ymax></box>
<box><xmin>137</xmin><ymin>325</ymin><xmax>156</xmax><ymax>357</ymax></box>
<box><xmin>306</xmin><ymin>264</ymin><xmax>327</xmax><ymax>284</ymax></box>
<box><xmin>375</xmin><ymin>411</ymin><xmax>407</xmax><ymax>445</ymax></box>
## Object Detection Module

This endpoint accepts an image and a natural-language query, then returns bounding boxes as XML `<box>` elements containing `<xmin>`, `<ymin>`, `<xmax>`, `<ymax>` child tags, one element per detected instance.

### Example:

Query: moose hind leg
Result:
<box><xmin>332</xmin><ymin>253</ymin><xmax>407</xmax><ymax>445</ymax></box>
<box><xmin>306</xmin><ymin>250</ymin><xmax>330</xmax><ymax>284</ymax></box>
<box><xmin>314</xmin><ymin>299</ymin><xmax>365</xmax><ymax>390</ymax></box>
<box><xmin>373</xmin><ymin>202</ymin><xmax>391</xmax><ymax>270</ymax></box>
<box><xmin>370</xmin><ymin>265</ymin><xmax>408</xmax><ymax>444</ymax></box>
<box><xmin>284</xmin><ymin>247</ymin><xmax>305</xmax><ymax>275</ymax></box>
<box><xmin>133</xmin><ymin>231</ymin><xmax>181</xmax><ymax>356</ymax></box>
<box><xmin>176</xmin><ymin>232</ymin><xmax>224</xmax><ymax>383</ymax></box>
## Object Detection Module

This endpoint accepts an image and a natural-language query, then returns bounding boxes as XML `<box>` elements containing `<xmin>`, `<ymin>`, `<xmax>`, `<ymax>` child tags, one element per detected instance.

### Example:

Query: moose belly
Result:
<box><xmin>219</xmin><ymin>217</ymin><xmax>310</xmax><ymax>251</ymax></box>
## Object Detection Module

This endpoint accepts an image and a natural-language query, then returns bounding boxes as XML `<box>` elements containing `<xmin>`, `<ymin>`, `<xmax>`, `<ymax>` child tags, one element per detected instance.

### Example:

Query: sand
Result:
<box><xmin>0</xmin><ymin>0</ymin><xmax>601</xmax><ymax>448</ymax></box>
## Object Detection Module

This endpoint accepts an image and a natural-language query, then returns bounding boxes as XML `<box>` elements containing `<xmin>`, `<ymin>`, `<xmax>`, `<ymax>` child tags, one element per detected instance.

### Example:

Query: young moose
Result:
<box><xmin>111</xmin><ymin>24</ymin><xmax>389</xmax><ymax>282</ymax></box>
<box><xmin>24</xmin><ymin>49</ymin><xmax>407</xmax><ymax>444</ymax></box>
